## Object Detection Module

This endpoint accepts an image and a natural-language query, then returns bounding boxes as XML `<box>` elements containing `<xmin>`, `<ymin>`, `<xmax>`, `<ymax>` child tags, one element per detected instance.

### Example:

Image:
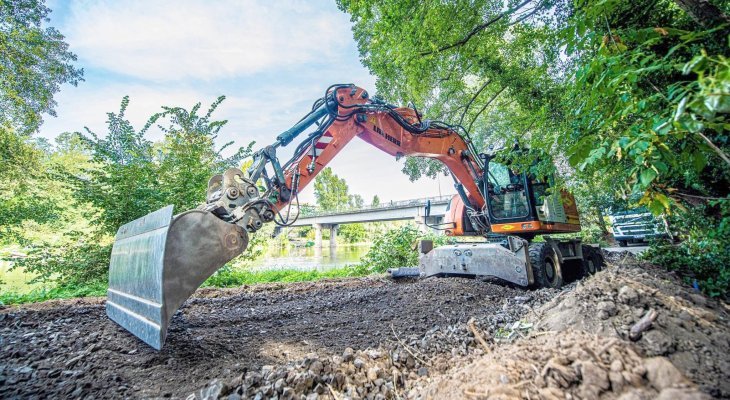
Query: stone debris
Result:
<box><xmin>193</xmin><ymin>252</ymin><xmax>728</xmax><ymax>399</ymax></box>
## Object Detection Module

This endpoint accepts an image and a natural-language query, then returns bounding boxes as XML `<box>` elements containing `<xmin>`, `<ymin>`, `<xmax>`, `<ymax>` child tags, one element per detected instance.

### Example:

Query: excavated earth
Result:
<box><xmin>2</xmin><ymin>252</ymin><xmax>729</xmax><ymax>399</ymax></box>
<box><xmin>0</xmin><ymin>274</ymin><xmax>559</xmax><ymax>399</ymax></box>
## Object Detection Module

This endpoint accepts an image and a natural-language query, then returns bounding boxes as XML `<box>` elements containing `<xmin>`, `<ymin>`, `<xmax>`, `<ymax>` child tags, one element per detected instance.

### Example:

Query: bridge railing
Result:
<box><xmin>300</xmin><ymin>195</ymin><xmax>453</xmax><ymax>218</ymax></box>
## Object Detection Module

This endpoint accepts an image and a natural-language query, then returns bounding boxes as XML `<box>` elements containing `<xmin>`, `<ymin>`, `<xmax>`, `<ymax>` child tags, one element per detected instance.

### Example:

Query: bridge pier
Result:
<box><xmin>329</xmin><ymin>224</ymin><xmax>338</xmax><ymax>248</ymax></box>
<box><xmin>313</xmin><ymin>223</ymin><xmax>323</xmax><ymax>247</ymax></box>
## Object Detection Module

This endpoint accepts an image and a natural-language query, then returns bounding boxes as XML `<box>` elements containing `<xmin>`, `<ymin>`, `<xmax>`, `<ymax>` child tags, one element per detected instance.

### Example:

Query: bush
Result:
<box><xmin>642</xmin><ymin>200</ymin><xmax>730</xmax><ymax>298</ymax></box>
<box><xmin>356</xmin><ymin>225</ymin><xmax>451</xmax><ymax>274</ymax></box>
<box><xmin>339</xmin><ymin>223</ymin><xmax>366</xmax><ymax>243</ymax></box>
<box><xmin>10</xmin><ymin>231</ymin><xmax>112</xmax><ymax>286</ymax></box>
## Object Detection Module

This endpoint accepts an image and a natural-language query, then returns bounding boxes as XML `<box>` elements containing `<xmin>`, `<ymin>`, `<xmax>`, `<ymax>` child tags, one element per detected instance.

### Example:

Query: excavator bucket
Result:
<box><xmin>106</xmin><ymin>205</ymin><xmax>248</xmax><ymax>350</ymax></box>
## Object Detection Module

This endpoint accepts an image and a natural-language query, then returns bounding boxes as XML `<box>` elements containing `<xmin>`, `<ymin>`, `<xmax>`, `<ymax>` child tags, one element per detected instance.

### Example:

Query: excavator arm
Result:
<box><xmin>203</xmin><ymin>84</ymin><xmax>490</xmax><ymax>237</ymax></box>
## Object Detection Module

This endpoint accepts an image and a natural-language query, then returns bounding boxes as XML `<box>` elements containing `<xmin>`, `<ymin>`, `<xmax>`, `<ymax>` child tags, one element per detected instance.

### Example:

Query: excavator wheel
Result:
<box><xmin>591</xmin><ymin>247</ymin><xmax>606</xmax><ymax>271</ymax></box>
<box><xmin>581</xmin><ymin>245</ymin><xmax>598</xmax><ymax>276</ymax></box>
<box><xmin>529</xmin><ymin>243</ymin><xmax>563</xmax><ymax>289</ymax></box>
<box><xmin>580</xmin><ymin>245</ymin><xmax>605</xmax><ymax>277</ymax></box>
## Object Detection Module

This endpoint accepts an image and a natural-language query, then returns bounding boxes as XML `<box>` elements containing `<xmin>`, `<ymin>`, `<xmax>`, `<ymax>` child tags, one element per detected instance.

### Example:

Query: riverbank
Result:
<box><xmin>0</xmin><ymin>266</ymin><xmax>369</xmax><ymax>305</ymax></box>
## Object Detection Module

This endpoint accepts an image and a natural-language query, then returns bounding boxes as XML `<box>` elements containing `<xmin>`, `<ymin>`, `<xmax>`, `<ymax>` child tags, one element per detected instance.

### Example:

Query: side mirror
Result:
<box><xmin>424</xmin><ymin>200</ymin><xmax>431</xmax><ymax>217</ymax></box>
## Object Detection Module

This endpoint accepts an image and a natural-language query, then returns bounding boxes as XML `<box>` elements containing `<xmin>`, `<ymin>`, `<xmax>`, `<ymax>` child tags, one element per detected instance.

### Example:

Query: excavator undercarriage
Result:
<box><xmin>106</xmin><ymin>84</ymin><xmax>601</xmax><ymax>350</ymax></box>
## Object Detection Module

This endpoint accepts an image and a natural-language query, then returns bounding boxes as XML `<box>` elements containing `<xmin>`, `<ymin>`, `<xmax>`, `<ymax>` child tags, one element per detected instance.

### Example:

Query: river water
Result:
<box><xmin>249</xmin><ymin>244</ymin><xmax>371</xmax><ymax>271</ymax></box>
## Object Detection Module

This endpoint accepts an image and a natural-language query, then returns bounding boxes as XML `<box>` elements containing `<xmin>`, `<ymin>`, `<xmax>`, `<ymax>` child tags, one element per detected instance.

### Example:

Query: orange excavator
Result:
<box><xmin>106</xmin><ymin>84</ymin><xmax>603</xmax><ymax>349</ymax></box>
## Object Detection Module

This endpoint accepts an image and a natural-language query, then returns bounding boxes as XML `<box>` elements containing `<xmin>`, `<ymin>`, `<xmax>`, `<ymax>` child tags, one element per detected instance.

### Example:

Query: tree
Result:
<box><xmin>371</xmin><ymin>195</ymin><xmax>380</xmax><ymax>207</ymax></box>
<box><xmin>155</xmin><ymin>96</ymin><xmax>254</xmax><ymax>211</ymax></box>
<box><xmin>349</xmin><ymin>194</ymin><xmax>365</xmax><ymax>209</ymax></box>
<box><xmin>339</xmin><ymin>223</ymin><xmax>366</xmax><ymax>243</ymax></box>
<box><xmin>339</xmin><ymin>0</ymin><xmax>730</xmax><ymax>295</ymax></box>
<box><xmin>0</xmin><ymin>0</ymin><xmax>83</xmax><ymax>135</ymax></box>
<box><xmin>313</xmin><ymin>167</ymin><xmax>351</xmax><ymax>211</ymax></box>
<box><xmin>76</xmin><ymin>96</ymin><xmax>254</xmax><ymax>234</ymax></box>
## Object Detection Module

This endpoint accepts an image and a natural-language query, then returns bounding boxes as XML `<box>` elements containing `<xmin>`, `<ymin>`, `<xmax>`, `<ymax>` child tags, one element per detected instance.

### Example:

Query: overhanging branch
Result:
<box><xmin>421</xmin><ymin>0</ymin><xmax>533</xmax><ymax>55</ymax></box>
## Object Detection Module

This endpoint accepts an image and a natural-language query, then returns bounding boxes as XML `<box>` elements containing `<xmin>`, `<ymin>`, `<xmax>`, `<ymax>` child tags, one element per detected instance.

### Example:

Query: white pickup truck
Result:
<box><xmin>609</xmin><ymin>210</ymin><xmax>671</xmax><ymax>247</ymax></box>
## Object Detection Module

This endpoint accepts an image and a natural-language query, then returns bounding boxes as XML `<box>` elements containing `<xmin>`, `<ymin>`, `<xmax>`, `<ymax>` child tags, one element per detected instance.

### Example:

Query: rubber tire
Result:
<box><xmin>529</xmin><ymin>243</ymin><xmax>563</xmax><ymax>289</ymax></box>
<box><xmin>618</xmin><ymin>240</ymin><xmax>628</xmax><ymax>247</ymax></box>
<box><xmin>591</xmin><ymin>248</ymin><xmax>605</xmax><ymax>271</ymax></box>
<box><xmin>581</xmin><ymin>245</ymin><xmax>597</xmax><ymax>276</ymax></box>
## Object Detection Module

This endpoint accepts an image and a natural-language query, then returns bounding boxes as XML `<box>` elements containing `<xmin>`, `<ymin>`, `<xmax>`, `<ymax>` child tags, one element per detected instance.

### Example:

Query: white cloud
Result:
<box><xmin>64</xmin><ymin>0</ymin><xmax>351</xmax><ymax>81</ymax></box>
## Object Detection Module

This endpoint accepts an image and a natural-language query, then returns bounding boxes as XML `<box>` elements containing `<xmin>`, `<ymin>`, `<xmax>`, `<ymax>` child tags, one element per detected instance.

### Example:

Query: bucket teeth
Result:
<box><xmin>106</xmin><ymin>206</ymin><xmax>248</xmax><ymax>350</ymax></box>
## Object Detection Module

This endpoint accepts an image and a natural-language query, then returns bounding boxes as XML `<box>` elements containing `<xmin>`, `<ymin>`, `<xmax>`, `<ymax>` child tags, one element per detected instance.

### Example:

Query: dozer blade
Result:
<box><xmin>106</xmin><ymin>205</ymin><xmax>248</xmax><ymax>350</ymax></box>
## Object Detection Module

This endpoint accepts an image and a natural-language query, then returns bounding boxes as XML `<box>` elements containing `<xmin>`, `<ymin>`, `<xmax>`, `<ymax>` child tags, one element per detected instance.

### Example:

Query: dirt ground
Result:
<box><xmin>0</xmin><ymin>276</ymin><xmax>555</xmax><ymax>399</ymax></box>
<box><xmin>2</xmin><ymin>253</ymin><xmax>728</xmax><ymax>399</ymax></box>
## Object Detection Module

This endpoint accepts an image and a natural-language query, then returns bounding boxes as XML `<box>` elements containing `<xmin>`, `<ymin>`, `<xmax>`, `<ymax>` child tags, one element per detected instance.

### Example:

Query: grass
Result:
<box><xmin>0</xmin><ymin>266</ymin><xmax>371</xmax><ymax>305</ymax></box>
<box><xmin>0</xmin><ymin>281</ymin><xmax>107</xmax><ymax>305</ymax></box>
<box><xmin>203</xmin><ymin>265</ymin><xmax>369</xmax><ymax>288</ymax></box>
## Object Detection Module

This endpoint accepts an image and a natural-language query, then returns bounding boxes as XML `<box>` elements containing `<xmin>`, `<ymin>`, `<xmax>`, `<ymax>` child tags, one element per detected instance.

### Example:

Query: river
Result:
<box><xmin>249</xmin><ymin>243</ymin><xmax>371</xmax><ymax>271</ymax></box>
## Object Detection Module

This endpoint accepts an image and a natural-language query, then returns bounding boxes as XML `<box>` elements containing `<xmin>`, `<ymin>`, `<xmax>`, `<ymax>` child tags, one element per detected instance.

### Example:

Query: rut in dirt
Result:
<box><xmin>0</xmin><ymin>276</ymin><xmax>547</xmax><ymax>399</ymax></box>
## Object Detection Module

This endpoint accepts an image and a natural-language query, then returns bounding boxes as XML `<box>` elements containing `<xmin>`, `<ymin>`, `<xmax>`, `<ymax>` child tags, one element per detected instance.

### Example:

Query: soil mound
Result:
<box><xmin>198</xmin><ymin>253</ymin><xmax>729</xmax><ymax>400</ymax></box>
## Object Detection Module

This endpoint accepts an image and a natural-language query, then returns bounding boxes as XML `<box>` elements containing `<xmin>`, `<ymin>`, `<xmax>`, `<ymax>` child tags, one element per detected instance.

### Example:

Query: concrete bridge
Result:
<box><xmin>276</xmin><ymin>195</ymin><xmax>452</xmax><ymax>247</ymax></box>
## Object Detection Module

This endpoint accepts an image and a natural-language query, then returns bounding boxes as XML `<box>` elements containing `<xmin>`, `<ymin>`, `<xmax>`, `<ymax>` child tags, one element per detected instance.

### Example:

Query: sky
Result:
<box><xmin>40</xmin><ymin>0</ymin><xmax>455</xmax><ymax>204</ymax></box>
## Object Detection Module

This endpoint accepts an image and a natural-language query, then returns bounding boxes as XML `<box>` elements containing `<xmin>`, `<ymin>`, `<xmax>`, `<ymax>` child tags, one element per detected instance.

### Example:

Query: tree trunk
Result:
<box><xmin>672</xmin><ymin>0</ymin><xmax>730</xmax><ymax>27</ymax></box>
<box><xmin>594</xmin><ymin>207</ymin><xmax>615</xmax><ymax>245</ymax></box>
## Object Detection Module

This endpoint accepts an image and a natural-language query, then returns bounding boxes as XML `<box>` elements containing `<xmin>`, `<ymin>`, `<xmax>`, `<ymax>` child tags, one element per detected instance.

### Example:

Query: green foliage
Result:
<box><xmin>77</xmin><ymin>96</ymin><xmax>253</xmax><ymax>235</ymax></box>
<box><xmin>642</xmin><ymin>199</ymin><xmax>730</xmax><ymax>297</ymax></box>
<box><xmin>1</xmin><ymin>131</ymin><xmax>94</xmax><ymax>241</ymax></box>
<box><xmin>339</xmin><ymin>223</ymin><xmax>367</xmax><ymax>243</ymax></box>
<box><xmin>155</xmin><ymin>97</ymin><xmax>254</xmax><ymax>211</ymax></box>
<box><xmin>371</xmin><ymin>195</ymin><xmax>381</xmax><ymax>207</ymax></box>
<box><xmin>349</xmin><ymin>194</ymin><xmax>365</xmax><ymax>209</ymax></box>
<box><xmin>313</xmin><ymin>167</ymin><xmax>351</xmax><ymax>211</ymax></box>
<box><xmin>12</xmin><ymin>232</ymin><xmax>112</xmax><ymax>285</ymax></box>
<box><xmin>6</xmin><ymin>96</ymin><xmax>256</xmax><ymax>288</ymax></box>
<box><xmin>203</xmin><ymin>265</ymin><xmax>367</xmax><ymax>288</ymax></box>
<box><xmin>340</xmin><ymin>0</ymin><xmax>730</xmax><ymax>292</ymax></box>
<box><xmin>0</xmin><ymin>281</ymin><xmax>106</xmax><ymax>306</ymax></box>
<box><xmin>356</xmin><ymin>225</ymin><xmax>451</xmax><ymax>273</ymax></box>
<box><xmin>0</xmin><ymin>126</ymin><xmax>42</xmax><ymax>235</ymax></box>
<box><xmin>0</xmin><ymin>0</ymin><xmax>83</xmax><ymax>135</ymax></box>
<box><xmin>565</xmin><ymin>19</ymin><xmax>729</xmax><ymax>213</ymax></box>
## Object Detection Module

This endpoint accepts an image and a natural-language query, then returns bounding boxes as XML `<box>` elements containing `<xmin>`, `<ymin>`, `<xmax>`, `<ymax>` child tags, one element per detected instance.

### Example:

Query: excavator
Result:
<box><xmin>106</xmin><ymin>84</ymin><xmax>604</xmax><ymax>350</ymax></box>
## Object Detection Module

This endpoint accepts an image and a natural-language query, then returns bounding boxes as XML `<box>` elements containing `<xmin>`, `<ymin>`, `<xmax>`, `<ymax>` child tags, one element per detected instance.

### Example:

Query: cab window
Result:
<box><xmin>487</xmin><ymin>162</ymin><xmax>529</xmax><ymax>219</ymax></box>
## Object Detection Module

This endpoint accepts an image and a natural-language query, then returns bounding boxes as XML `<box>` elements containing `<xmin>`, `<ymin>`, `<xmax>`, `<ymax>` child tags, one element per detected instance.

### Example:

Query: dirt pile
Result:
<box><xmin>415</xmin><ymin>252</ymin><xmax>729</xmax><ymax>399</ymax></box>
<box><xmin>195</xmin><ymin>252</ymin><xmax>729</xmax><ymax>400</ymax></box>
<box><xmin>419</xmin><ymin>331</ymin><xmax>708</xmax><ymax>399</ymax></box>
<box><xmin>0</xmin><ymin>276</ymin><xmax>550</xmax><ymax>399</ymax></box>
<box><xmin>534</xmin><ymin>252</ymin><xmax>730</xmax><ymax>397</ymax></box>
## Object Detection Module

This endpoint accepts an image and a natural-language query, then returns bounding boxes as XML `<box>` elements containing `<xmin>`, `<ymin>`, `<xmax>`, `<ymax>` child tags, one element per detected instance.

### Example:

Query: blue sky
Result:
<box><xmin>41</xmin><ymin>0</ymin><xmax>454</xmax><ymax>203</ymax></box>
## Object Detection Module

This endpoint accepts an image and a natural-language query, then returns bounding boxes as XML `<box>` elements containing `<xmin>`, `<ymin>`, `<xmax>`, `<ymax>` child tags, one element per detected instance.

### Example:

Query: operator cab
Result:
<box><xmin>485</xmin><ymin>160</ymin><xmax>581</xmax><ymax>238</ymax></box>
<box><xmin>441</xmin><ymin>159</ymin><xmax>581</xmax><ymax>239</ymax></box>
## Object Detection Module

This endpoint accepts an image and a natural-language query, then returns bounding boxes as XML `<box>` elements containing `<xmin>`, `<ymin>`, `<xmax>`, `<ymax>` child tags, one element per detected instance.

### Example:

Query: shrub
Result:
<box><xmin>339</xmin><ymin>223</ymin><xmax>366</xmax><ymax>243</ymax></box>
<box><xmin>642</xmin><ymin>200</ymin><xmax>730</xmax><ymax>298</ymax></box>
<box><xmin>10</xmin><ymin>231</ymin><xmax>112</xmax><ymax>286</ymax></box>
<box><xmin>356</xmin><ymin>225</ymin><xmax>451</xmax><ymax>273</ymax></box>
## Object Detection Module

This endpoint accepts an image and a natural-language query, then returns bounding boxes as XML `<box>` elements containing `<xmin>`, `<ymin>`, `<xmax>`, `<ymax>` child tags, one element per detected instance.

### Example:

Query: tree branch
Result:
<box><xmin>467</xmin><ymin>86</ymin><xmax>507</xmax><ymax>132</ymax></box>
<box><xmin>421</xmin><ymin>0</ymin><xmax>533</xmax><ymax>55</ymax></box>
<box><xmin>459</xmin><ymin>79</ymin><xmax>492</xmax><ymax>126</ymax></box>
<box><xmin>509</xmin><ymin>5</ymin><xmax>543</xmax><ymax>26</ymax></box>
<box><xmin>672</xmin><ymin>0</ymin><xmax>730</xmax><ymax>27</ymax></box>
<box><xmin>696</xmin><ymin>130</ymin><xmax>730</xmax><ymax>167</ymax></box>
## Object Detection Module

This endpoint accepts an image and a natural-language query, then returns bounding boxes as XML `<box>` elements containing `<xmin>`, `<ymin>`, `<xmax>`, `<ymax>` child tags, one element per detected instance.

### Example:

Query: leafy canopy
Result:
<box><xmin>0</xmin><ymin>0</ymin><xmax>83</xmax><ymax>135</ymax></box>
